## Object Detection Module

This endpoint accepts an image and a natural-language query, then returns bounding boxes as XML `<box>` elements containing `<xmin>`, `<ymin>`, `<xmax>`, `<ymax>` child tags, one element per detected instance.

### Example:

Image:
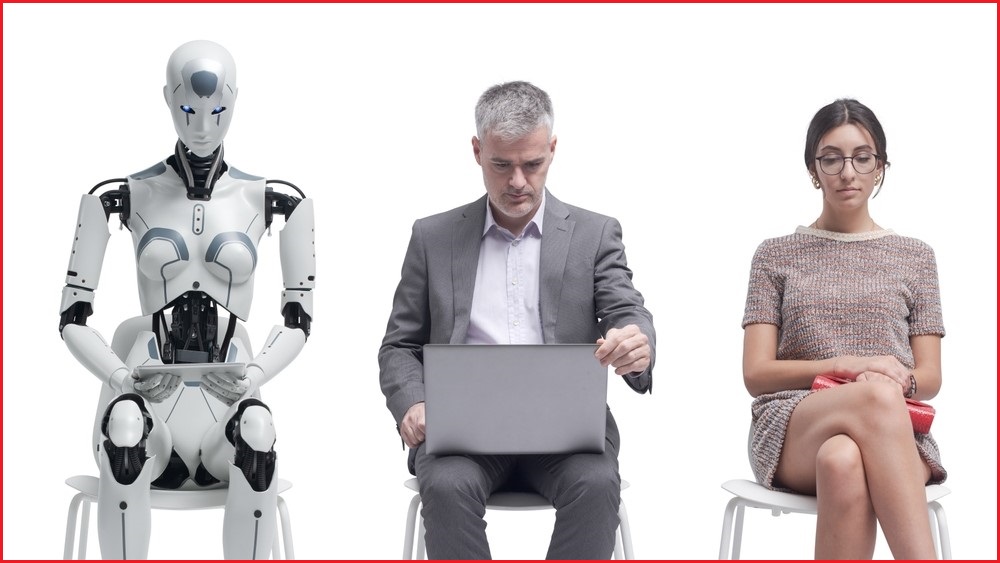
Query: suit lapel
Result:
<box><xmin>540</xmin><ymin>192</ymin><xmax>573</xmax><ymax>343</ymax></box>
<box><xmin>451</xmin><ymin>196</ymin><xmax>487</xmax><ymax>343</ymax></box>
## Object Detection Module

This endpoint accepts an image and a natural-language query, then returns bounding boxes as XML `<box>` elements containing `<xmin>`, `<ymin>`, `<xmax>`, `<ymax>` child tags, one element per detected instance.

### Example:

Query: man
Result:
<box><xmin>378</xmin><ymin>81</ymin><xmax>654</xmax><ymax>559</ymax></box>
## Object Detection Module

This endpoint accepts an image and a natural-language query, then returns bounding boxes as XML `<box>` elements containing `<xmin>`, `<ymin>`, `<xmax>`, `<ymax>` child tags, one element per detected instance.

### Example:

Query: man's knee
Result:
<box><xmin>418</xmin><ymin>458</ymin><xmax>490</xmax><ymax>507</ymax></box>
<box><xmin>558</xmin><ymin>461</ymin><xmax>620</xmax><ymax>507</ymax></box>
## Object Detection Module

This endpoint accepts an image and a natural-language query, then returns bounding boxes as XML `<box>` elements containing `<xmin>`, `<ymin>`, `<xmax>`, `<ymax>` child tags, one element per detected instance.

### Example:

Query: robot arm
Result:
<box><xmin>258</xmin><ymin>181</ymin><xmax>314</xmax><ymax>376</ymax></box>
<box><xmin>60</xmin><ymin>188</ymin><xmax>133</xmax><ymax>390</ymax></box>
<box><xmin>266</xmin><ymin>181</ymin><xmax>314</xmax><ymax>337</ymax></box>
<box><xmin>203</xmin><ymin>185</ymin><xmax>313</xmax><ymax>406</ymax></box>
<box><xmin>60</xmin><ymin>193</ymin><xmax>110</xmax><ymax>333</ymax></box>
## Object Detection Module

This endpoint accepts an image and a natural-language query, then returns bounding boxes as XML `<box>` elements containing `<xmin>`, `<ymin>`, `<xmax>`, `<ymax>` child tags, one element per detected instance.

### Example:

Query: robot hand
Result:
<box><xmin>130</xmin><ymin>369</ymin><xmax>181</xmax><ymax>403</ymax></box>
<box><xmin>203</xmin><ymin>365</ymin><xmax>262</xmax><ymax>406</ymax></box>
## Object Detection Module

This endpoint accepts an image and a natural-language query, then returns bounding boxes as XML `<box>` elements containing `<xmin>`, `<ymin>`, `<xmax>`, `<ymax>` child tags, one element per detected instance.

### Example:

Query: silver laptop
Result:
<box><xmin>423</xmin><ymin>344</ymin><xmax>608</xmax><ymax>455</ymax></box>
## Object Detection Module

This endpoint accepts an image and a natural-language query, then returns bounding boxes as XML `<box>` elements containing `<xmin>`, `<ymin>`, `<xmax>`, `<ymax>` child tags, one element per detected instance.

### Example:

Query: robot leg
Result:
<box><xmin>96</xmin><ymin>395</ymin><xmax>157</xmax><ymax>559</ymax></box>
<box><xmin>222</xmin><ymin>400</ymin><xmax>279</xmax><ymax>559</ymax></box>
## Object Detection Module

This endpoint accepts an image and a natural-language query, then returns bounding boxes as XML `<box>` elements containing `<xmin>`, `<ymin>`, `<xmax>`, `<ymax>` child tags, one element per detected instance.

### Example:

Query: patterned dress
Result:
<box><xmin>742</xmin><ymin>226</ymin><xmax>947</xmax><ymax>489</ymax></box>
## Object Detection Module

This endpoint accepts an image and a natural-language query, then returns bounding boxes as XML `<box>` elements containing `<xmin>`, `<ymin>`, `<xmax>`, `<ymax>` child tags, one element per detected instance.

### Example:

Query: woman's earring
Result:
<box><xmin>874</xmin><ymin>173</ymin><xmax>882</xmax><ymax>184</ymax></box>
<box><xmin>811</xmin><ymin>175</ymin><xmax>821</xmax><ymax>189</ymax></box>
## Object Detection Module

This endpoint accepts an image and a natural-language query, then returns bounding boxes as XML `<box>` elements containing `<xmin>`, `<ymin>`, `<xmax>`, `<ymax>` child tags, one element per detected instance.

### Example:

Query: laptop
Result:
<box><xmin>423</xmin><ymin>344</ymin><xmax>608</xmax><ymax>455</ymax></box>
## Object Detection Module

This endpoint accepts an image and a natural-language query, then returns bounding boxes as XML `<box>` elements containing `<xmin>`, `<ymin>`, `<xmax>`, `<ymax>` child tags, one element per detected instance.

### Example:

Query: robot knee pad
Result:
<box><xmin>236</xmin><ymin>403</ymin><xmax>276</xmax><ymax>452</ymax></box>
<box><xmin>228</xmin><ymin>399</ymin><xmax>276</xmax><ymax>492</ymax></box>
<box><xmin>100</xmin><ymin>394</ymin><xmax>153</xmax><ymax>485</ymax></box>
<box><xmin>104</xmin><ymin>395</ymin><xmax>148</xmax><ymax>447</ymax></box>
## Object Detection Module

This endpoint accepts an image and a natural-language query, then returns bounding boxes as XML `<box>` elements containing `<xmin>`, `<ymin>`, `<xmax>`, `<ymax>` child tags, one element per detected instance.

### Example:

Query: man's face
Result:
<box><xmin>472</xmin><ymin>126</ymin><xmax>556</xmax><ymax>235</ymax></box>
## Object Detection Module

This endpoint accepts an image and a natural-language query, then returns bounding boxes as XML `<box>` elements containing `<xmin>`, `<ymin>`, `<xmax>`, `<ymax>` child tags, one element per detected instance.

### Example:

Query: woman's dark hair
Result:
<box><xmin>805</xmin><ymin>99</ymin><xmax>890</xmax><ymax>191</ymax></box>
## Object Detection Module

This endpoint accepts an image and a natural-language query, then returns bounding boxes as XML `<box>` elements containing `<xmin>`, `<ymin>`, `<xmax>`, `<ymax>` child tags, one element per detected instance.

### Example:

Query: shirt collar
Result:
<box><xmin>483</xmin><ymin>190</ymin><xmax>546</xmax><ymax>238</ymax></box>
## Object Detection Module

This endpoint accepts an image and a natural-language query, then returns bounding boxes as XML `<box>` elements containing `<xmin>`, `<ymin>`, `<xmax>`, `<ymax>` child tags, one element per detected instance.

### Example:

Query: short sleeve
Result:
<box><xmin>742</xmin><ymin>240</ymin><xmax>783</xmax><ymax>328</ymax></box>
<box><xmin>908</xmin><ymin>243</ymin><xmax>946</xmax><ymax>337</ymax></box>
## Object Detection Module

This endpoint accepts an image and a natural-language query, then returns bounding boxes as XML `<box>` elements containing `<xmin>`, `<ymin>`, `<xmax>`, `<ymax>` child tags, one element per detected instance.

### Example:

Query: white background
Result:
<box><xmin>3</xmin><ymin>3</ymin><xmax>996</xmax><ymax>560</ymax></box>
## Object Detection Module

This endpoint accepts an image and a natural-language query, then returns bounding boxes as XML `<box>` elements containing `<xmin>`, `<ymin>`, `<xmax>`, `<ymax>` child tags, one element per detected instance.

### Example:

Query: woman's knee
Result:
<box><xmin>816</xmin><ymin>435</ymin><xmax>869</xmax><ymax>504</ymax></box>
<box><xmin>856</xmin><ymin>383</ymin><xmax>910</xmax><ymax>430</ymax></box>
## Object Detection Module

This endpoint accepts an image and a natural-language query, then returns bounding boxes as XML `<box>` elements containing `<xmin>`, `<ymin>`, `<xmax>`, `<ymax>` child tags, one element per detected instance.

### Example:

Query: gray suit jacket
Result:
<box><xmin>379</xmin><ymin>190</ymin><xmax>655</xmax><ymax>426</ymax></box>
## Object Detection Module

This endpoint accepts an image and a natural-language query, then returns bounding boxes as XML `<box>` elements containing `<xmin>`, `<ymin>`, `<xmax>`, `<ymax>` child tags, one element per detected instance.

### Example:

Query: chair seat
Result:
<box><xmin>65</xmin><ymin>475</ymin><xmax>293</xmax><ymax>510</ymax></box>
<box><xmin>718</xmin><ymin>479</ymin><xmax>952</xmax><ymax>559</ymax></box>
<box><xmin>402</xmin><ymin>477</ymin><xmax>634</xmax><ymax>558</ymax></box>
<box><xmin>403</xmin><ymin>477</ymin><xmax>630</xmax><ymax>510</ymax></box>
<box><xmin>64</xmin><ymin>475</ymin><xmax>295</xmax><ymax>558</ymax></box>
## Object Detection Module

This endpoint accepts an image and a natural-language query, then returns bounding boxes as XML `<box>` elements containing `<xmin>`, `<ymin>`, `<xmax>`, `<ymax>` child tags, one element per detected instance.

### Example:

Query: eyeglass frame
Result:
<box><xmin>814</xmin><ymin>152</ymin><xmax>882</xmax><ymax>175</ymax></box>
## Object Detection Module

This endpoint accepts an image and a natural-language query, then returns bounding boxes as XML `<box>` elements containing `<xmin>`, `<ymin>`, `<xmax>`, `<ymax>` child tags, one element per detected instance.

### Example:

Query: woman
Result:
<box><xmin>742</xmin><ymin>99</ymin><xmax>946</xmax><ymax>559</ymax></box>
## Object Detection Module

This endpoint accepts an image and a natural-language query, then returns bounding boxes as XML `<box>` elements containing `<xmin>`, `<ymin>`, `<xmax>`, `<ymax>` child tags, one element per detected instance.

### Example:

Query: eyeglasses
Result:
<box><xmin>815</xmin><ymin>152</ymin><xmax>880</xmax><ymax>175</ymax></box>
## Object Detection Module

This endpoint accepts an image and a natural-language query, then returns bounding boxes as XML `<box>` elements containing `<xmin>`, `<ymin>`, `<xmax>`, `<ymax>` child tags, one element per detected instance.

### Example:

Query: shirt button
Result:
<box><xmin>512</xmin><ymin>279</ymin><xmax>518</xmax><ymax>285</ymax></box>
<box><xmin>513</xmin><ymin>321</ymin><xmax>520</xmax><ymax>326</ymax></box>
<box><xmin>512</xmin><ymin>240</ymin><xmax>520</xmax><ymax>247</ymax></box>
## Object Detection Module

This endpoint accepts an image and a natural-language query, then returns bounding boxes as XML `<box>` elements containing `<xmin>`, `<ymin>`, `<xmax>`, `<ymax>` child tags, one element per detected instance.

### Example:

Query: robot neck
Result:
<box><xmin>169</xmin><ymin>140</ymin><xmax>228</xmax><ymax>200</ymax></box>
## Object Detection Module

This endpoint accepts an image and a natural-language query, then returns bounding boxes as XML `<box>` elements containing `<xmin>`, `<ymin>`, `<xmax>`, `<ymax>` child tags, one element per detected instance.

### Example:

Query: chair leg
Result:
<box><xmin>928</xmin><ymin>501</ymin><xmax>951</xmax><ymax>560</ymax></box>
<box><xmin>64</xmin><ymin>492</ymin><xmax>91</xmax><ymax>560</ymax></box>
<box><xmin>79</xmin><ymin>499</ymin><xmax>91</xmax><ymax>559</ymax></box>
<box><xmin>617</xmin><ymin>500</ymin><xmax>634</xmax><ymax>559</ymax></box>
<box><xmin>277</xmin><ymin>496</ymin><xmax>295</xmax><ymax>559</ymax></box>
<box><xmin>732</xmin><ymin>503</ymin><xmax>745</xmax><ymax>560</ymax></box>
<box><xmin>272</xmin><ymin>518</ymin><xmax>282</xmax><ymax>560</ymax></box>
<box><xmin>402</xmin><ymin>493</ymin><xmax>421</xmax><ymax>559</ymax></box>
<box><xmin>415</xmin><ymin>514</ymin><xmax>427</xmax><ymax>559</ymax></box>
<box><xmin>718</xmin><ymin>497</ymin><xmax>739</xmax><ymax>559</ymax></box>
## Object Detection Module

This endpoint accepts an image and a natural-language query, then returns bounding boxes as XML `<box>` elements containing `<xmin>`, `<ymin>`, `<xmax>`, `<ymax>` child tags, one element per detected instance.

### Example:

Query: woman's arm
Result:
<box><xmin>742</xmin><ymin>323</ymin><xmax>920</xmax><ymax>398</ymax></box>
<box><xmin>743</xmin><ymin>323</ymin><xmax>839</xmax><ymax>396</ymax></box>
<box><xmin>908</xmin><ymin>334</ymin><xmax>942</xmax><ymax>401</ymax></box>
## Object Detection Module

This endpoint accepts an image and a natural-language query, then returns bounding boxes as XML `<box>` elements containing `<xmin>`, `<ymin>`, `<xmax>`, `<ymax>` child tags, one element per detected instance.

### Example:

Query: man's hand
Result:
<box><xmin>596</xmin><ymin>324</ymin><xmax>651</xmax><ymax>376</ymax></box>
<box><xmin>400</xmin><ymin>402</ymin><xmax>426</xmax><ymax>448</ymax></box>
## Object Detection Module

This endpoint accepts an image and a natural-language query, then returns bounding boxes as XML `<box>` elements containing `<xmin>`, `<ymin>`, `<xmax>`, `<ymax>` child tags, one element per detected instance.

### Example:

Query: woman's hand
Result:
<box><xmin>836</xmin><ymin>355</ymin><xmax>911</xmax><ymax>394</ymax></box>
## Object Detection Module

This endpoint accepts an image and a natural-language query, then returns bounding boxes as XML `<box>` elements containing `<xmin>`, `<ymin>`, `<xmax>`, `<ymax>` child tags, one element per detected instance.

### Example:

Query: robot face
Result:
<box><xmin>163</xmin><ymin>41</ymin><xmax>238</xmax><ymax>157</ymax></box>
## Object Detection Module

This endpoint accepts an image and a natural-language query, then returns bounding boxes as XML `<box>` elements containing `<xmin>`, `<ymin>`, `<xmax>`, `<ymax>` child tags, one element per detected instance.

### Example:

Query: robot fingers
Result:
<box><xmin>203</xmin><ymin>371</ymin><xmax>250</xmax><ymax>406</ymax></box>
<box><xmin>133</xmin><ymin>372</ymin><xmax>181</xmax><ymax>403</ymax></box>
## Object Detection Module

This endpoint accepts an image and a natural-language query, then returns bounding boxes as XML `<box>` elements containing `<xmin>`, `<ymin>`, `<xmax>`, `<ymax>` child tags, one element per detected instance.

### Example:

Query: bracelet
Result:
<box><xmin>904</xmin><ymin>374</ymin><xmax>917</xmax><ymax>398</ymax></box>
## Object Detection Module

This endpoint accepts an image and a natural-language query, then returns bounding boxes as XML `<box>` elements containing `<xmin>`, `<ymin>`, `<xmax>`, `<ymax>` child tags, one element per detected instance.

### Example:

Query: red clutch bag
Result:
<box><xmin>811</xmin><ymin>374</ymin><xmax>935</xmax><ymax>434</ymax></box>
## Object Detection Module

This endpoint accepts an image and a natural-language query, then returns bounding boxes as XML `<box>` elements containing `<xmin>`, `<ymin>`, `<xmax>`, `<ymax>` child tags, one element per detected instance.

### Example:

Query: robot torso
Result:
<box><xmin>128</xmin><ymin>161</ymin><xmax>266</xmax><ymax>320</ymax></box>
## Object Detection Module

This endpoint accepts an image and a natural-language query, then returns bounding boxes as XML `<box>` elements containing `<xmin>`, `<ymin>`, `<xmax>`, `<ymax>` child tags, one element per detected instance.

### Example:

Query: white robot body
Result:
<box><xmin>129</xmin><ymin>164</ymin><xmax>266</xmax><ymax>320</ymax></box>
<box><xmin>59</xmin><ymin>40</ymin><xmax>313</xmax><ymax>559</ymax></box>
<box><xmin>62</xmin><ymin>323</ymin><xmax>130</xmax><ymax>389</ymax></box>
<box><xmin>98</xmin><ymin>451</ymin><xmax>156</xmax><ymax>559</ymax></box>
<box><xmin>65</xmin><ymin>194</ymin><xmax>111</xmax><ymax>294</ymax></box>
<box><xmin>106</xmin><ymin>399</ymin><xmax>145</xmax><ymax>447</ymax></box>
<box><xmin>235</xmin><ymin>405</ymin><xmax>276</xmax><ymax>454</ymax></box>
<box><xmin>247</xmin><ymin>325</ymin><xmax>307</xmax><ymax>388</ymax></box>
<box><xmin>223</xmin><ymin>462</ymin><xmax>279</xmax><ymax>559</ymax></box>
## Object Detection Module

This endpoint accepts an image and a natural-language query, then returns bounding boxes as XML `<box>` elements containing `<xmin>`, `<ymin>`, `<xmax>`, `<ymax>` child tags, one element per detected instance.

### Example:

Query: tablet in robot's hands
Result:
<box><xmin>133</xmin><ymin>362</ymin><xmax>246</xmax><ymax>384</ymax></box>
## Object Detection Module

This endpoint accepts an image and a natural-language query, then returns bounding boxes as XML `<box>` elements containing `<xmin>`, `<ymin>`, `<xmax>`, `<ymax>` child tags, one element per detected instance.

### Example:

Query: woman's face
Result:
<box><xmin>812</xmin><ymin>123</ymin><xmax>884</xmax><ymax>210</ymax></box>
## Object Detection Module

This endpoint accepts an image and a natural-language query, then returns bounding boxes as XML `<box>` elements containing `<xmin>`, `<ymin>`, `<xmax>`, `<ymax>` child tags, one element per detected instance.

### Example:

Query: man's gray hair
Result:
<box><xmin>475</xmin><ymin>81</ymin><xmax>554</xmax><ymax>141</ymax></box>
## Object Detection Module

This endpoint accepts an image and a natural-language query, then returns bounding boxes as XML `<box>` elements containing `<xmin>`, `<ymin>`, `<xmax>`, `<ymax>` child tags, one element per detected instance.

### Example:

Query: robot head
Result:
<box><xmin>163</xmin><ymin>40</ymin><xmax>238</xmax><ymax>158</ymax></box>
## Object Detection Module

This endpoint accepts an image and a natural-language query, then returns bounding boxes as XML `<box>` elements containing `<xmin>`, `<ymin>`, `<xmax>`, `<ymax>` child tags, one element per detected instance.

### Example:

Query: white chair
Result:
<box><xmin>718</xmin><ymin>479</ymin><xmax>952</xmax><ymax>559</ymax></box>
<box><xmin>402</xmin><ymin>477</ymin><xmax>634</xmax><ymax>559</ymax></box>
<box><xmin>63</xmin><ymin>475</ymin><xmax>295</xmax><ymax>559</ymax></box>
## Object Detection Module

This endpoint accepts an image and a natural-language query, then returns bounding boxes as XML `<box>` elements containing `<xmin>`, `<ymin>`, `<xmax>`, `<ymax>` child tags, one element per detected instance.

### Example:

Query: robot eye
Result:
<box><xmin>211</xmin><ymin>106</ymin><xmax>227</xmax><ymax>115</ymax></box>
<box><xmin>180</xmin><ymin>105</ymin><xmax>196</xmax><ymax>115</ymax></box>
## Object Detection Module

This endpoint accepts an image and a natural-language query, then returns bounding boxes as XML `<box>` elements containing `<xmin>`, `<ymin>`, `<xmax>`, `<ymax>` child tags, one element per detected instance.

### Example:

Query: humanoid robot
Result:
<box><xmin>59</xmin><ymin>40</ymin><xmax>314</xmax><ymax>559</ymax></box>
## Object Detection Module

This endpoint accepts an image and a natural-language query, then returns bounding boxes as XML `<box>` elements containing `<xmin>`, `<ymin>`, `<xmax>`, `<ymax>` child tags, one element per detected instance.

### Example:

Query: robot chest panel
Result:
<box><xmin>130</xmin><ymin>178</ymin><xmax>266</xmax><ymax>318</ymax></box>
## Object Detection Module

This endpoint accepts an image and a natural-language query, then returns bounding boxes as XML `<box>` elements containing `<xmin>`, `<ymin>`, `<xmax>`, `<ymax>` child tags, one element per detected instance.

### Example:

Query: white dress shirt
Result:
<box><xmin>466</xmin><ymin>194</ymin><xmax>546</xmax><ymax>345</ymax></box>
